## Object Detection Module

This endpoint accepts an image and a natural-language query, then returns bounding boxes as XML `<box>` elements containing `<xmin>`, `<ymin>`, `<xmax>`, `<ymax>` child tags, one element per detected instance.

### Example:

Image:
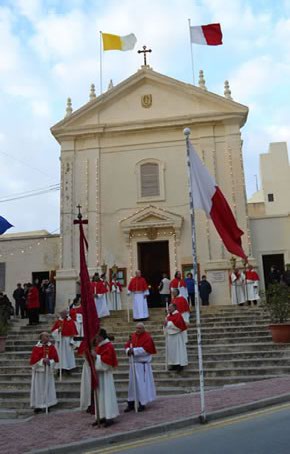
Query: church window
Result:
<box><xmin>136</xmin><ymin>159</ymin><xmax>165</xmax><ymax>202</ymax></box>
<box><xmin>267</xmin><ymin>193</ymin><xmax>274</xmax><ymax>202</ymax></box>
<box><xmin>140</xmin><ymin>163</ymin><xmax>160</xmax><ymax>197</ymax></box>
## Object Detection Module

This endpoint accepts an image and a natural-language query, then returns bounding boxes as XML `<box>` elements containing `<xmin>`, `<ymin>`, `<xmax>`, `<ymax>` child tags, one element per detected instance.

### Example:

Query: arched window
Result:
<box><xmin>140</xmin><ymin>163</ymin><xmax>160</xmax><ymax>197</ymax></box>
<box><xmin>135</xmin><ymin>159</ymin><xmax>165</xmax><ymax>202</ymax></box>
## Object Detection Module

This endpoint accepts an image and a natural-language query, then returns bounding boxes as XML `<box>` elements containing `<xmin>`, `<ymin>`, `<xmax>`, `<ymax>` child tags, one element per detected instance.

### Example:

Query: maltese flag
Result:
<box><xmin>187</xmin><ymin>138</ymin><xmax>247</xmax><ymax>259</ymax></box>
<box><xmin>190</xmin><ymin>23</ymin><xmax>223</xmax><ymax>46</ymax></box>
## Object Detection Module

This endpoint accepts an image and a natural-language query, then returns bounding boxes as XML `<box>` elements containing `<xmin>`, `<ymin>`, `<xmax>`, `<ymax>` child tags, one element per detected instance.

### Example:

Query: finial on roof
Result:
<box><xmin>89</xmin><ymin>83</ymin><xmax>96</xmax><ymax>100</ymax></box>
<box><xmin>224</xmin><ymin>80</ymin><xmax>233</xmax><ymax>100</ymax></box>
<box><xmin>198</xmin><ymin>70</ymin><xmax>207</xmax><ymax>90</ymax></box>
<box><xmin>107</xmin><ymin>79</ymin><xmax>114</xmax><ymax>91</ymax></box>
<box><xmin>65</xmin><ymin>97</ymin><xmax>73</xmax><ymax>117</ymax></box>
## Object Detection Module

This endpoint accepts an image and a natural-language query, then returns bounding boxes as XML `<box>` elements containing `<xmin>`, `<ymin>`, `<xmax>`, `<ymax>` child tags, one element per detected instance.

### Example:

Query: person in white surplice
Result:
<box><xmin>231</xmin><ymin>268</ymin><xmax>246</xmax><ymax>306</ymax></box>
<box><xmin>127</xmin><ymin>271</ymin><xmax>149</xmax><ymax>320</ymax></box>
<box><xmin>109</xmin><ymin>275</ymin><xmax>122</xmax><ymax>311</ymax></box>
<box><xmin>124</xmin><ymin>323</ymin><xmax>157</xmax><ymax>412</ymax></box>
<box><xmin>164</xmin><ymin>303</ymin><xmax>188</xmax><ymax>372</ymax></box>
<box><xmin>51</xmin><ymin>310</ymin><xmax>78</xmax><ymax>375</ymax></box>
<box><xmin>79</xmin><ymin>329</ymin><xmax>119</xmax><ymax>427</ymax></box>
<box><xmin>30</xmin><ymin>332</ymin><xmax>59</xmax><ymax>413</ymax></box>
<box><xmin>245</xmin><ymin>265</ymin><xmax>260</xmax><ymax>306</ymax></box>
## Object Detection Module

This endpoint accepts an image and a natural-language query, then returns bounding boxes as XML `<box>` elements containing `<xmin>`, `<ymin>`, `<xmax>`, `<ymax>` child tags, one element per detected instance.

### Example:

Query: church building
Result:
<box><xmin>51</xmin><ymin>64</ymin><xmax>251</xmax><ymax>309</ymax></box>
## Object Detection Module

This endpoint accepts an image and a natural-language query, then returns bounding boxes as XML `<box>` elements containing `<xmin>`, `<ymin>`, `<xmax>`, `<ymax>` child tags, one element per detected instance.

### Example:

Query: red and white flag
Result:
<box><xmin>190</xmin><ymin>23</ymin><xmax>223</xmax><ymax>46</ymax></box>
<box><xmin>188</xmin><ymin>138</ymin><xmax>247</xmax><ymax>259</ymax></box>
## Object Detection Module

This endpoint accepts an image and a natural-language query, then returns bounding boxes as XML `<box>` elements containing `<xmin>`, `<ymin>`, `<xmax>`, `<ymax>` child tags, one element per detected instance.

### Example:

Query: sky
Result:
<box><xmin>0</xmin><ymin>0</ymin><xmax>290</xmax><ymax>234</ymax></box>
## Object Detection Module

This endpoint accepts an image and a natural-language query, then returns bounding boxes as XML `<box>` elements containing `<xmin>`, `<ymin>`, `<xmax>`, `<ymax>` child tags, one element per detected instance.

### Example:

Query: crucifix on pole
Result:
<box><xmin>74</xmin><ymin>205</ymin><xmax>88</xmax><ymax>226</ymax></box>
<box><xmin>138</xmin><ymin>45</ymin><xmax>152</xmax><ymax>66</ymax></box>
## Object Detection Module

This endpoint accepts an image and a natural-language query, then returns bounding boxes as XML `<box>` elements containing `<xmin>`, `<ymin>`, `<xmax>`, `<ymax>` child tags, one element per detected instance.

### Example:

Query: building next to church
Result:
<box><xmin>51</xmin><ymin>64</ymin><xmax>252</xmax><ymax>310</ymax></box>
<box><xmin>248</xmin><ymin>142</ymin><xmax>290</xmax><ymax>289</ymax></box>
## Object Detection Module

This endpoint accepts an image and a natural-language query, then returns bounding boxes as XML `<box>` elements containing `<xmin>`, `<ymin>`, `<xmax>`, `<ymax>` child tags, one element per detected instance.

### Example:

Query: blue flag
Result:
<box><xmin>0</xmin><ymin>216</ymin><xmax>13</xmax><ymax>235</ymax></box>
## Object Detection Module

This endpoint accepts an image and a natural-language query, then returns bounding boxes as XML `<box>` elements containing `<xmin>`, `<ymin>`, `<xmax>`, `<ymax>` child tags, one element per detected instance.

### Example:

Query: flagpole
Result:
<box><xmin>99</xmin><ymin>31</ymin><xmax>103</xmax><ymax>94</ymax></box>
<box><xmin>183</xmin><ymin>127</ymin><xmax>206</xmax><ymax>423</ymax></box>
<box><xmin>188</xmin><ymin>19</ymin><xmax>195</xmax><ymax>85</ymax></box>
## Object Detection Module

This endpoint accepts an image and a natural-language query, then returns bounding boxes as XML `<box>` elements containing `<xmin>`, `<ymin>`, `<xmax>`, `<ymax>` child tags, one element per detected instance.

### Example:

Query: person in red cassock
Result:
<box><xmin>79</xmin><ymin>329</ymin><xmax>119</xmax><ymax>427</ymax></box>
<box><xmin>27</xmin><ymin>283</ymin><xmax>40</xmax><ymax>326</ymax></box>
<box><xmin>245</xmin><ymin>264</ymin><xmax>260</xmax><ymax>305</ymax></box>
<box><xmin>91</xmin><ymin>274</ymin><xmax>110</xmax><ymax>318</ymax></box>
<box><xmin>51</xmin><ymin>310</ymin><xmax>77</xmax><ymax>375</ymax></box>
<box><xmin>30</xmin><ymin>332</ymin><xmax>59</xmax><ymax>413</ymax></box>
<box><xmin>164</xmin><ymin>303</ymin><xmax>188</xmax><ymax>371</ymax></box>
<box><xmin>172</xmin><ymin>288</ymin><xmax>190</xmax><ymax>343</ymax></box>
<box><xmin>69</xmin><ymin>297</ymin><xmax>83</xmax><ymax>343</ymax></box>
<box><xmin>124</xmin><ymin>323</ymin><xmax>156</xmax><ymax>412</ymax></box>
<box><xmin>127</xmin><ymin>270</ymin><xmax>149</xmax><ymax>320</ymax></box>
<box><xmin>170</xmin><ymin>271</ymin><xmax>188</xmax><ymax>300</ymax></box>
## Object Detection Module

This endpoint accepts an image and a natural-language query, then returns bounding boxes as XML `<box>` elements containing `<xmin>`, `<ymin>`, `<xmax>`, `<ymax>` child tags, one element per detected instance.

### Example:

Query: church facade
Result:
<box><xmin>51</xmin><ymin>66</ymin><xmax>251</xmax><ymax>309</ymax></box>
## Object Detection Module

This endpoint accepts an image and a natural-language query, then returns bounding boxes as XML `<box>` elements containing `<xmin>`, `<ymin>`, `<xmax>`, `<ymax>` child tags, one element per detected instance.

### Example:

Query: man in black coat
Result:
<box><xmin>13</xmin><ymin>283</ymin><xmax>25</xmax><ymax>318</ymax></box>
<box><xmin>198</xmin><ymin>275</ymin><xmax>212</xmax><ymax>306</ymax></box>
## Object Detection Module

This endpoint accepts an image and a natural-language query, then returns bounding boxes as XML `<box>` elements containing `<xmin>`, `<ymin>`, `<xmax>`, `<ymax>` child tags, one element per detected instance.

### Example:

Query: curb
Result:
<box><xmin>30</xmin><ymin>392</ymin><xmax>290</xmax><ymax>454</ymax></box>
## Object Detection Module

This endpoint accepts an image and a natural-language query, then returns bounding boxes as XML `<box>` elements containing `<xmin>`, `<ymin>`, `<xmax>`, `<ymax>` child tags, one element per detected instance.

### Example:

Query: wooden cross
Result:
<box><xmin>138</xmin><ymin>45</ymin><xmax>152</xmax><ymax>66</ymax></box>
<box><xmin>73</xmin><ymin>205</ymin><xmax>88</xmax><ymax>225</ymax></box>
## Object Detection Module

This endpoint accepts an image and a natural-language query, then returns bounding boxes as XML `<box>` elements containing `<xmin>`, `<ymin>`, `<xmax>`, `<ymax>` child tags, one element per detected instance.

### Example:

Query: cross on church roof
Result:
<box><xmin>138</xmin><ymin>45</ymin><xmax>152</xmax><ymax>66</ymax></box>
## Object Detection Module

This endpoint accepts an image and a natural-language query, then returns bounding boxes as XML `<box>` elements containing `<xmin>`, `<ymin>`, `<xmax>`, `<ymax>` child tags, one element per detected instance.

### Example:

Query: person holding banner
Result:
<box><xmin>91</xmin><ymin>274</ymin><xmax>110</xmax><ymax>318</ymax></box>
<box><xmin>109</xmin><ymin>275</ymin><xmax>122</xmax><ymax>311</ymax></box>
<box><xmin>231</xmin><ymin>268</ymin><xmax>246</xmax><ymax>306</ymax></box>
<box><xmin>164</xmin><ymin>303</ymin><xmax>188</xmax><ymax>372</ymax></box>
<box><xmin>124</xmin><ymin>323</ymin><xmax>157</xmax><ymax>412</ymax></box>
<box><xmin>127</xmin><ymin>271</ymin><xmax>149</xmax><ymax>320</ymax></box>
<box><xmin>30</xmin><ymin>332</ymin><xmax>59</xmax><ymax>413</ymax></box>
<box><xmin>51</xmin><ymin>310</ymin><xmax>77</xmax><ymax>376</ymax></box>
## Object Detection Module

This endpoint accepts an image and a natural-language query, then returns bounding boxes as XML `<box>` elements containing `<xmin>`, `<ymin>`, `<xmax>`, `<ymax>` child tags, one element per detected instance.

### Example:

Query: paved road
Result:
<box><xmin>89</xmin><ymin>403</ymin><xmax>290</xmax><ymax>454</ymax></box>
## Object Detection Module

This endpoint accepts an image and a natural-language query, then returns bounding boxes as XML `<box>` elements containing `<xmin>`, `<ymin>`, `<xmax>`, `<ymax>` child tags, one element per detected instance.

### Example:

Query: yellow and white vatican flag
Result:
<box><xmin>102</xmin><ymin>32</ymin><xmax>137</xmax><ymax>51</ymax></box>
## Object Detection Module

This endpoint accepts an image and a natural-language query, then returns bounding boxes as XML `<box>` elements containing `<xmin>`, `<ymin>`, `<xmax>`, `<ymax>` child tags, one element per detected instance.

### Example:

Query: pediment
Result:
<box><xmin>51</xmin><ymin>67</ymin><xmax>248</xmax><ymax>140</ymax></box>
<box><xmin>120</xmin><ymin>205</ymin><xmax>183</xmax><ymax>232</ymax></box>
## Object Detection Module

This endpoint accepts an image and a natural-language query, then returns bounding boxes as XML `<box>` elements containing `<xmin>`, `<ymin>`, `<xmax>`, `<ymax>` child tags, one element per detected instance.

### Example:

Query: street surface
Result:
<box><xmin>88</xmin><ymin>403</ymin><xmax>290</xmax><ymax>454</ymax></box>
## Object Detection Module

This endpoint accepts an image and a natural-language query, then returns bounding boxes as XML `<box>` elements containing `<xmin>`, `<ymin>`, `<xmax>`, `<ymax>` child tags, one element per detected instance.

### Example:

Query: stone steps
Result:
<box><xmin>1</xmin><ymin>307</ymin><xmax>289</xmax><ymax>418</ymax></box>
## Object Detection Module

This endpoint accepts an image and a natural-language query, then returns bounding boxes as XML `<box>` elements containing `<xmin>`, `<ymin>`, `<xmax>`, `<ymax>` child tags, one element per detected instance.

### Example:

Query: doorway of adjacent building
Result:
<box><xmin>262</xmin><ymin>254</ymin><xmax>285</xmax><ymax>288</ymax></box>
<box><xmin>138</xmin><ymin>241</ymin><xmax>170</xmax><ymax>307</ymax></box>
<box><xmin>31</xmin><ymin>271</ymin><xmax>50</xmax><ymax>286</ymax></box>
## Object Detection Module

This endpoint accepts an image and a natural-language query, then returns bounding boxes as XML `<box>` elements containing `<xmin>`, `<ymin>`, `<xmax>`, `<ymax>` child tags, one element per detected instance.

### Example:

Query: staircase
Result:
<box><xmin>1</xmin><ymin>306</ymin><xmax>290</xmax><ymax>419</ymax></box>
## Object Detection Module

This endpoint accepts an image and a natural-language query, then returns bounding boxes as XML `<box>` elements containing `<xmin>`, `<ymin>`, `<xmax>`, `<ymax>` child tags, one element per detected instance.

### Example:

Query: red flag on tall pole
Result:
<box><xmin>74</xmin><ymin>206</ymin><xmax>100</xmax><ymax>389</ymax></box>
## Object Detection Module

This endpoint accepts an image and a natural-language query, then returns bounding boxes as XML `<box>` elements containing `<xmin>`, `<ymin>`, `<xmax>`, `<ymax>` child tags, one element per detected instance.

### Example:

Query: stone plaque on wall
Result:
<box><xmin>208</xmin><ymin>271</ymin><xmax>226</xmax><ymax>282</ymax></box>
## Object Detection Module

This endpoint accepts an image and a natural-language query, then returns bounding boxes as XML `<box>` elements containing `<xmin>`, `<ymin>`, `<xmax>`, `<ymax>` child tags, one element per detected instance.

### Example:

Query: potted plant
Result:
<box><xmin>262</xmin><ymin>284</ymin><xmax>290</xmax><ymax>343</ymax></box>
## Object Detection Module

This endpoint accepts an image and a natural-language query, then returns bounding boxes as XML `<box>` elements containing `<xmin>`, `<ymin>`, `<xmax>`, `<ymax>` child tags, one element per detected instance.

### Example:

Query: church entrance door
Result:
<box><xmin>137</xmin><ymin>241</ymin><xmax>170</xmax><ymax>308</ymax></box>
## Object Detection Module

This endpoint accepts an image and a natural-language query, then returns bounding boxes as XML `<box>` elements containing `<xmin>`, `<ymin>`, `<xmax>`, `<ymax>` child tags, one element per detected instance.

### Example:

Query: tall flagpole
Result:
<box><xmin>183</xmin><ymin>127</ymin><xmax>206</xmax><ymax>423</ymax></box>
<box><xmin>99</xmin><ymin>31</ymin><xmax>103</xmax><ymax>94</ymax></box>
<box><xmin>188</xmin><ymin>19</ymin><xmax>195</xmax><ymax>85</ymax></box>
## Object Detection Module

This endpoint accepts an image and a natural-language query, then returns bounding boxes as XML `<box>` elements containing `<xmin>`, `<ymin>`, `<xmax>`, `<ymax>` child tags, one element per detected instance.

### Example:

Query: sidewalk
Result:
<box><xmin>2</xmin><ymin>376</ymin><xmax>290</xmax><ymax>454</ymax></box>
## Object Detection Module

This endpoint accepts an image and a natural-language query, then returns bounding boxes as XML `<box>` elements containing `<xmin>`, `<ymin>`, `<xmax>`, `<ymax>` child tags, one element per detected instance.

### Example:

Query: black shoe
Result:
<box><xmin>138</xmin><ymin>404</ymin><xmax>146</xmax><ymax>412</ymax></box>
<box><xmin>103</xmin><ymin>419</ymin><xmax>114</xmax><ymax>427</ymax></box>
<box><xmin>33</xmin><ymin>408</ymin><xmax>42</xmax><ymax>414</ymax></box>
<box><xmin>124</xmin><ymin>406</ymin><xmax>134</xmax><ymax>413</ymax></box>
<box><xmin>176</xmin><ymin>365</ymin><xmax>184</xmax><ymax>372</ymax></box>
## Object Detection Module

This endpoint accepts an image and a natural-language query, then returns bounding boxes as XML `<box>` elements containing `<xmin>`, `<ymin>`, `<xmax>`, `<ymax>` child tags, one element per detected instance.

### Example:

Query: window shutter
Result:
<box><xmin>141</xmin><ymin>163</ymin><xmax>160</xmax><ymax>197</ymax></box>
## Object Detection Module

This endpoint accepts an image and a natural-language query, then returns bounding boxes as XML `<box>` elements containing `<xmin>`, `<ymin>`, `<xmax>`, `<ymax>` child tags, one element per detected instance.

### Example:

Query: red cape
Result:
<box><xmin>167</xmin><ymin>311</ymin><xmax>187</xmax><ymax>331</ymax></box>
<box><xmin>69</xmin><ymin>306</ymin><xmax>83</xmax><ymax>321</ymax></box>
<box><xmin>27</xmin><ymin>287</ymin><xmax>40</xmax><ymax>309</ymax></box>
<box><xmin>30</xmin><ymin>343</ymin><xmax>59</xmax><ymax>365</ymax></box>
<box><xmin>51</xmin><ymin>318</ymin><xmax>78</xmax><ymax>337</ymax></box>
<box><xmin>95</xmin><ymin>341</ymin><xmax>118</xmax><ymax>368</ymax></box>
<box><xmin>109</xmin><ymin>281</ymin><xmax>122</xmax><ymax>292</ymax></box>
<box><xmin>246</xmin><ymin>270</ymin><xmax>260</xmax><ymax>281</ymax></box>
<box><xmin>125</xmin><ymin>332</ymin><xmax>157</xmax><ymax>354</ymax></box>
<box><xmin>91</xmin><ymin>281</ymin><xmax>108</xmax><ymax>294</ymax></box>
<box><xmin>170</xmin><ymin>278</ymin><xmax>186</xmax><ymax>289</ymax></box>
<box><xmin>128</xmin><ymin>277</ymin><xmax>148</xmax><ymax>292</ymax></box>
<box><xmin>172</xmin><ymin>296</ymin><xmax>190</xmax><ymax>313</ymax></box>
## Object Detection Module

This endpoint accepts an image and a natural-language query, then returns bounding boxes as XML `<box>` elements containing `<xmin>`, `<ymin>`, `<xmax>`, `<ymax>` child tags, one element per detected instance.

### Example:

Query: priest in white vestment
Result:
<box><xmin>231</xmin><ymin>269</ymin><xmax>246</xmax><ymax>306</ymax></box>
<box><xmin>127</xmin><ymin>271</ymin><xmax>149</xmax><ymax>320</ymax></box>
<box><xmin>30</xmin><ymin>332</ymin><xmax>59</xmax><ymax>413</ymax></box>
<box><xmin>164</xmin><ymin>304</ymin><xmax>188</xmax><ymax>371</ymax></box>
<box><xmin>124</xmin><ymin>323</ymin><xmax>157</xmax><ymax>412</ymax></box>
<box><xmin>109</xmin><ymin>276</ymin><xmax>122</xmax><ymax>311</ymax></box>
